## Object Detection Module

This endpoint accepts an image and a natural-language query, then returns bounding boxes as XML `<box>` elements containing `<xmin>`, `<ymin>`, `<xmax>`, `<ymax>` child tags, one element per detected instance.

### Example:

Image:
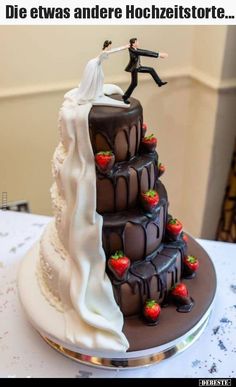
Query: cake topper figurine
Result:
<box><xmin>122</xmin><ymin>38</ymin><xmax>168</xmax><ymax>104</ymax></box>
<box><xmin>71</xmin><ymin>40</ymin><xmax>130</xmax><ymax>108</ymax></box>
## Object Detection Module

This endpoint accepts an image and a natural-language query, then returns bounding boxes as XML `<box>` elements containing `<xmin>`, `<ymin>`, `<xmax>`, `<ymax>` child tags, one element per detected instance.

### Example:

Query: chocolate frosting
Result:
<box><xmin>97</xmin><ymin>152</ymin><xmax>158</xmax><ymax>213</ymax></box>
<box><xmin>89</xmin><ymin>96</ymin><xmax>143</xmax><ymax>161</ymax></box>
<box><xmin>89</xmin><ymin>96</ymin><xmax>197</xmax><ymax>320</ymax></box>
<box><xmin>110</xmin><ymin>245</ymin><xmax>183</xmax><ymax>317</ymax></box>
<box><xmin>123</xmin><ymin>235</ymin><xmax>217</xmax><ymax>351</ymax></box>
<box><xmin>102</xmin><ymin>181</ymin><xmax>168</xmax><ymax>261</ymax></box>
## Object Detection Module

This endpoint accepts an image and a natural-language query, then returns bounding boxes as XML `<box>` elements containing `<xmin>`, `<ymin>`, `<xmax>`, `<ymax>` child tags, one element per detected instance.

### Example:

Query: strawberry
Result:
<box><xmin>141</xmin><ymin>134</ymin><xmax>157</xmax><ymax>152</ymax></box>
<box><xmin>171</xmin><ymin>283</ymin><xmax>194</xmax><ymax>311</ymax></box>
<box><xmin>158</xmin><ymin>162</ymin><xmax>166</xmax><ymax>177</ymax></box>
<box><xmin>142</xmin><ymin>122</ymin><xmax>148</xmax><ymax>131</ymax></box>
<box><xmin>141</xmin><ymin>189</ymin><xmax>159</xmax><ymax>212</ymax></box>
<box><xmin>182</xmin><ymin>233</ymin><xmax>188</xmax><ymax>243</ymax></box>
<box><xmin>108</xmin><ymin>251</ymin><xmax>130</xmax><ymax>280</ymax></box>
<box><xmin>143</xmin><ymin>299</ymin><xmax>161</xmax><ymax>324</ymax></box>
<box><xmin>184</xmin><ymin>255</ymin><xmax>199</xmax><ymax>273</ymax></box>
<box><xmin>95</xmin><ymin>151</ymin><xmax>115</xmax><ymax>174</ymax></box>
<box><xmin>171</xmin><ymin>283</ymin><xmax>188</xmax><ymax>298</ymax></box>
<box><xmin>142</xmin><ymin>122</ymin><xmax>148</xmax><ymax>133</ymax></box>
<box><xmin>166</xmin><ymin>218</ymin><xmax>183</xmax><ymax>236</ymax></box>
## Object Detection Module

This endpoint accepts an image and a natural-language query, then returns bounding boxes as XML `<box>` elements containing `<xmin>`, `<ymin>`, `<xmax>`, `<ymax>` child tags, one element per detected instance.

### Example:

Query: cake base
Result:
<box><xmin>18</xmin><ymin>236</ymin><xmax>216</xmax><ymax>369</ymax></box>
<box><xmin>41</xmin><ymin>312</ymin><xmax>210</xmax><ymax>368</ymax></box>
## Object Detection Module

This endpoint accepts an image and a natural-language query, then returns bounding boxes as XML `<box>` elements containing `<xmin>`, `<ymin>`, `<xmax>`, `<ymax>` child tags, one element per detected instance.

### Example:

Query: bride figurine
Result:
<box><xmin>66</xmin><ymin>40</ymin><xmax>130</xmax><ymax>108</ymax></box>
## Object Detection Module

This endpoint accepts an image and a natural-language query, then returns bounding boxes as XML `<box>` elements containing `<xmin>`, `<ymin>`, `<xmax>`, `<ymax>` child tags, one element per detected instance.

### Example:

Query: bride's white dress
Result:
<box><xmin>69</xmin><ymin>47</ymin><xmax>129</xmax><ymax>108</ymax></box>
<box><xmin>76</xmin><ymin>52</ymin><xmax>107</xmax><ymax>103</ymax></box>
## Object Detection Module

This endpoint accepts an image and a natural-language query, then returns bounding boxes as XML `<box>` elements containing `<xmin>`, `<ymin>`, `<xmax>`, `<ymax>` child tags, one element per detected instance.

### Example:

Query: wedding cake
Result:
<box><xmin>33</xmin><ymin>90</ymin><xmax>216</xmax><ymax>356</ymax></box>
<box><xmin>18</xmin><ymin>44</ymin><xmax>216</xmax><ymax>364</ymax></box>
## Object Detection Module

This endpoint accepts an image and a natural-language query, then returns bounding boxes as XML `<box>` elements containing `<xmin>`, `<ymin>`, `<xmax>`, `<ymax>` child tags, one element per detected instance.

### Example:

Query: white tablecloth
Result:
<box><xmin>0</xmin><ymin>210</ymin><xmax>235</xmax><ymax>378</ymax></box>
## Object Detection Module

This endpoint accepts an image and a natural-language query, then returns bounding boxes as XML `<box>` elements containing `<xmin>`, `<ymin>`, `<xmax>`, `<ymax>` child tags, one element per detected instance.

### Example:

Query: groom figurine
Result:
<box><xmin>122</xmin><ymin>38</ymin><xmax>168</xmax><ymax>104</ymax></box>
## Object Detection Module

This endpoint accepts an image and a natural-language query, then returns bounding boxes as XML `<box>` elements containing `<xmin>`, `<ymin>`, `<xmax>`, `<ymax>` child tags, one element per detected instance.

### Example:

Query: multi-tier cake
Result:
<box><xmin>19</xmin><ymin>86</ymin><xmax>216</xmax><ymax>365</ymax></box>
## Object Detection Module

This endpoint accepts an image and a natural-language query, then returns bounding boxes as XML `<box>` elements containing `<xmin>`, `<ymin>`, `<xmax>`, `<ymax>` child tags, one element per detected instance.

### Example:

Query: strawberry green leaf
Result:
<box><xmin>111</xmin><ymin>250</ymin><xmax>124</xmax><ymax>259</ymax></box>
<box><xmin>144</xmin><ymin>134</ymin><xmax>155</xmax><ymax>140</ymax></box>
<box><xmin>145</xmin><ymin>189</ymin><xmax>157</xmax><ymax>197</ymax></box>
<box><xmin>145</xmin><ymin>299</ymin><xmax>157</xmax><ymax>308</ymax></box>
<box><xmin>96</xmin><ymin>151</ymin><xmax>113</xmax><ymax>156</ymax></box>
<box><xmin>187</xmin><ymin>255</ymin><xmax>197</xmax><ymax>263</ymax></box>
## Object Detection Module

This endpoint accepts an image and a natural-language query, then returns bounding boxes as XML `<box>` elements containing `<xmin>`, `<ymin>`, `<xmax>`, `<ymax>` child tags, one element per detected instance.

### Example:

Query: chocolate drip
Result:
<box><xmin>163</xmin><ymin>239</ymin><xmax>187</xmax><ymax>276</ymax></box>
<box><xmin>109</xmin><ymin>245</ymin><xmax>183</xmax><ymax>316</ymax></box>
<box><xmin>103</xmin><ymin>207</ymin><xmax>167</xmax><ymax>260</ymax></box>
<box><xmin>101</xmin><ymin>180</ymin><xmax>168</xmax><ymax>261</ymax></box>
<box><xmin>175</xmin><ymin>266</ymin><xmax>178</xmax><ymax>283</ymax></box>
<box><xmin>97</xmin><ymin>152</ymin><xmax>158</xmax><ymax>213</ymax></box>
<box><xmin>89</xmin><ymin>95</ymin><xmax>143</xmax><ymax>162</ymax></box>
<box><xmin>176</xmin><ymin>297</ymin><xmax>195</xmax><ymax>313</ymax></box>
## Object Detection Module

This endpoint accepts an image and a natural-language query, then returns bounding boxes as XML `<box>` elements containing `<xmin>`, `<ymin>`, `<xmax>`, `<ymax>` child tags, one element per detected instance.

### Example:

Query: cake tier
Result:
<box><xmin>111</xmin><ymin>243</ymin><xmax>184</xmax><ymax>317</ymax></box>
<box><xmin>97</xmin><ymin>152</ymin><xmax>158</xmax><ymax>213</ymax></box>
<box><xmin>38</xmin><ymin>221</ymin><xmax>68</xmax><ymax>312</ymax></box>
<box><xmin>38</xmin><ymin>222</ymin><xmax>186</xmax><ymax>319</ymax></box>
<box><xmin>89</xmin><ymin>96</ymin><xmax>143</xmax><ymax>162</ymax></box>
<box><xmin>102</xmin><ymin>181</ymin><xmax>168</xmax><ymax>262</ymax></box>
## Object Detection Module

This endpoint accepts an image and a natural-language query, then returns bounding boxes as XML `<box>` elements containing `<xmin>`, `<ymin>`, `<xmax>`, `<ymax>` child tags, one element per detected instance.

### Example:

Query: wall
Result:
<box><xmin>201</xmin><ymin>26</ymin><xmax>236</xmax><ymax>238</ymax></box>
<box><xmin>0</xmin><ymin>26</ymin><xmax>194</xmax><ymax>94</ymax></box>
<box><xmin>0</xmin><ymin>25</ymin><xmax>235</xmax><ymax>238</ymax></box>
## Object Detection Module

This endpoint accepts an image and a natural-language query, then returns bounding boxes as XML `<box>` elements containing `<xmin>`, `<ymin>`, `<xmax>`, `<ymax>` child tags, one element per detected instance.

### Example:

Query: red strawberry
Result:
<box><xmin>166</xmin><ymin>218</ymin><xmax>183</xmax><ymax>236</ymax></box>
<box><xmin>143</xmin><ymin>299</ymin><xmax>161</xmax><ymax>324</ymax></box>
<box><xmin>141</xmin><ymin>134</ymin><xmax>157</xmax><ymax>152</ymax></box>
<box><xmin>171</xmin><ymin>283</ymin><xmax>193</xmax><ymax>311</ymax></box>
<box><xmin>182</xmin><ymin>233</ymin><xmax>188</xmax><ymax>243</ymax></box>
<box><xmin>108</xmin><ymin>251</ymin><xmax>130</xmax><ymax>280</ymax></box>
<box><xmin>142</xmin><ymin>122</ymin><xmax>147</xmax><ymax>132</ymax></box>
<box><xmin>95</xmin><ymin>151</ymin><xmax>115</xmax><ymax>174</ymax></box>
<box><xmin>171</xmin><ymin>283</ymin><xmax>188</xmax><ymax>298</ymax></box>
<box><xmin>141</xmin><ymin>190</ymin><xmax>159</xmax><ymax>212</ymax></box>
<box><xmin>142</xmin><ymin>122</ymin><xmax>147</xmax><ymax>136</ymax></box>
<box><xmin>158</xmin><ymin>162</ymin><xmax>166</xmax><ymax>177</ymax></box>
<box><xmin>184</xmin><ymin>255</ymin><xmax>199</xmax><ymax>273</ymax></box>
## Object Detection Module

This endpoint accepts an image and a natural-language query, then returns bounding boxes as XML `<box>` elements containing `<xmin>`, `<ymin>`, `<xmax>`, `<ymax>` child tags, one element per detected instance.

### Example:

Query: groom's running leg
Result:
<box><xmin>138</xmin><ymin>66</ymin><xmax>167</xmax><ymax>87</ymax></box>
<box><xmin>123</xmin><ymin>70</ymin><xmax>138</xmax><ymax>101</ymax></box>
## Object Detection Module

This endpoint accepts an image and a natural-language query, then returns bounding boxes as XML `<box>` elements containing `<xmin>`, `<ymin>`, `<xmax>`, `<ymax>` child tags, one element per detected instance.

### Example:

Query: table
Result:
<box><xmin>0</xmin><ymin>210</ymin><xmax>235</xmax><ymax>378</ymax></box>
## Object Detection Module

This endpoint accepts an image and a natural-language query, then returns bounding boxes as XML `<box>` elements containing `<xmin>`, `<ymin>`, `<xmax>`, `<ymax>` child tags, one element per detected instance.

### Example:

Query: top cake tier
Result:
<box><xmin>89</xmin><ymin>96</ymin><xmax>143</xmax><ymax>161</ymax></box>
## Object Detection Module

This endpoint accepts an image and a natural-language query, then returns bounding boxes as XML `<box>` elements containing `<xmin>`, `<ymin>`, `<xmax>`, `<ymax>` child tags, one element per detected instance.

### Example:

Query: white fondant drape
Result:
<box><xmin>58</xmin><ymin>93</ymin><xmax>128</xmax><ymax>352</ymax></box>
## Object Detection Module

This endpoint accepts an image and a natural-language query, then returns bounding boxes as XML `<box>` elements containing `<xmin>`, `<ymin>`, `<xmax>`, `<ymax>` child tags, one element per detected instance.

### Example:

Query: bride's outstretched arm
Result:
<box><xmin>106</xmin><ymin>44</ymin><xmax>129</xmax><ymax>55</ymax></box>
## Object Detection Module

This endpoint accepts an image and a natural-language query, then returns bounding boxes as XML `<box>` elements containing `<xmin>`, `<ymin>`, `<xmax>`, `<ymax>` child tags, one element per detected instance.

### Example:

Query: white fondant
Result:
<box><xmin>103</xmin><ymin>83</ymin><xmax>124</xmax><ymax>96</ymax></box>
<box><xmin>92</xmin><ymin>95</ymin><xmax>129</xmax><ymax>108</ymax></box>
<box><xmin>65</xmin><ymin>85</ymin><xmax>129</xmax><ymax>109</ymax></box>
<box><xmin>58</xmin><ymin>100</ymin><xmax>128</xmax><ymax>351</ymax></box>
<box><xmin>37</xmin><ymin>259</ymin><xmax>64</xmax><ymax>313</ymax></box>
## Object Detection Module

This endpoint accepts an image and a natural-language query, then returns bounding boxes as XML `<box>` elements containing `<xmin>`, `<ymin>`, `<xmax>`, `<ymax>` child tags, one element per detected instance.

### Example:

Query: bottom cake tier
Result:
<box><xmin>18</xmin><ymin>234</ymin><xmax>217</xmax><ymax>363</ymax></box>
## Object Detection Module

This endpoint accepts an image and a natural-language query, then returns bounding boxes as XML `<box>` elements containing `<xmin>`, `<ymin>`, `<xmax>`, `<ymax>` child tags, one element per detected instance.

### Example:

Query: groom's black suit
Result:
<box><xmin>123</xmin><ymin>47</ymin><xmax>163</xmax><ymax>100</ymax></box>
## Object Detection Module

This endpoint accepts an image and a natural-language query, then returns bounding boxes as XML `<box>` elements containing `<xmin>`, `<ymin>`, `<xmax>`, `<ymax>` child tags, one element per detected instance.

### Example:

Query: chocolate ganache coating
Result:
<box><xmin>112</xmin><ymin>245</ymin><xmax>183</xmax><ymax>316</ymax></box>
<box><xmin>102</xmin><ymin>180</ymin><xmax>168</xmax><ymax>261</ymax></box>
<box><xmin>89</xmin><ymin>96</ymin><xmax>143</xmax><ymax>162</ymax></box>
<box><xmin>89</xmin><ymin>96</ymin><xmax>188</xmax><ymax>318</ymax></box>
<box><xmin>97</xmin><ymin>152</ymin><xmax>158</xmax><ymax>213</ymax></box>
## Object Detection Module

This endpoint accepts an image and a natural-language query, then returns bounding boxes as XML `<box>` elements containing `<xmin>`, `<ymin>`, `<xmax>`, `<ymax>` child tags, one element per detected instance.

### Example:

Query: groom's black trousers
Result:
<box><xmin>124</xmin><ymin>66</ymin><xmax>162</xmax><ymax>99</ymax></box>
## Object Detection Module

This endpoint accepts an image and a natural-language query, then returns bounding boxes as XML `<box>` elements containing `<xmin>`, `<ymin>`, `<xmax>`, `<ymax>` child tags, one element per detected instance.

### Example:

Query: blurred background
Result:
<box><xmin>0</xmin><ymin>25</ymin><xmax>235</xmax><ymax>240</ymax></box>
